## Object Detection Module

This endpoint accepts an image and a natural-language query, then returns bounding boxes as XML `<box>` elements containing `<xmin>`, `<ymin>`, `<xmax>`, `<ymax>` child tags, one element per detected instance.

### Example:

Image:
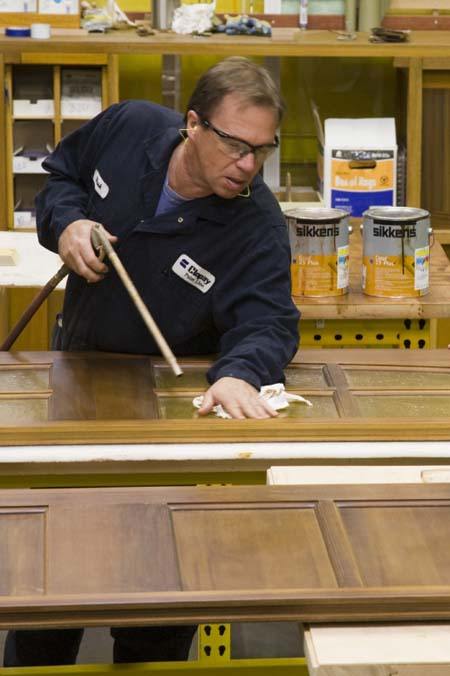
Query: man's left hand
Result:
<box><xmin>198</xmin><ymin>376</ymin><xmax>278</xmax><ymax>420</ymax></box>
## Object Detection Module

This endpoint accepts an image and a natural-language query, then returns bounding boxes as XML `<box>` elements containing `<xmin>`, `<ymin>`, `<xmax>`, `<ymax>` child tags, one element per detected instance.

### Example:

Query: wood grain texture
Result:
<box><xmin>304</xmin><ymin>623</ymin><xmax>450</xmax><ymax>676</ymax></box>
<box><xmin>48</xmin><ymin>503</ymin><xmax>181</xmax><ymax>594</ymax></box>
<box><xmin>1</xmin><ymin>484</ymin><xmax>450</xmax><ymax>626</ymax></box>
<box><xmin>173</xmin><ymin>505</ymin><xmax>338</xmax><ymax>590</ymax></box>
<box><xmin>0</xmin><ymin>507</ymin><xmax>46</xmax><ymax>596</ymax></box>
<box><xmin>314</xmin><ymin>501</ymin><xmax>363</xmax><ymax>588</ymax></box>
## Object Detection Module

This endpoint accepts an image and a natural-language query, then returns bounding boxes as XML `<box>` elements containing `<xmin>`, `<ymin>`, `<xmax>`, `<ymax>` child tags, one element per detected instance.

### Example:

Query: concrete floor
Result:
<box><xmin>0</xmin><ymin>623</ymin><xmax>303</xmax><ymax>665</ymax></box>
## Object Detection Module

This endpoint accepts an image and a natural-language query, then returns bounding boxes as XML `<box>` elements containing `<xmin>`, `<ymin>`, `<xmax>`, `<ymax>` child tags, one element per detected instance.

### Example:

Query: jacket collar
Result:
<box><xmin>143</xmin><ymin>126</ymin><xmax>182</xmax><ymax>170</ymax></box>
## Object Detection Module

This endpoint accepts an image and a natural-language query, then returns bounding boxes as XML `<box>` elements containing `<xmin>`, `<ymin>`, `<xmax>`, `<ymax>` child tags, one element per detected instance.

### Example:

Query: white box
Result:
<box><xmin>13</xmin><ymin>99</ymin><xmax>54</xmax><ymax>118</ymax></box>
<box><xmin>14</xmin><ymin>211</ymin><xmax>37</xmax><ymax>229</ymax></box>
<box><xmin>319</xmin><ymin>118</ymin><xmax>397</xmax><ymax>217</ymax></box>
<box><xmin>13</xmin><ymin>155</ymin><xmax>48</xmax><ymax>174</ymax></box>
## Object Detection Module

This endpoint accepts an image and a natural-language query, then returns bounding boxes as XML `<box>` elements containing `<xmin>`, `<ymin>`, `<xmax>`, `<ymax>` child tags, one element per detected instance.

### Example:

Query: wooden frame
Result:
<box><xmin>1</xmin><ymin>349</ymin><xmax>450</xmax><ymax>445</ymax></box>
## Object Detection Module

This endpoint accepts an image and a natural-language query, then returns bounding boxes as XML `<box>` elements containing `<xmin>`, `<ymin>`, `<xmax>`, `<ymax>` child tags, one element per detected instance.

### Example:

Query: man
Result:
<box><xmin>4</xmin><ymin>57</ymin><xmax>299</xmax><ymax>667</ymax></box>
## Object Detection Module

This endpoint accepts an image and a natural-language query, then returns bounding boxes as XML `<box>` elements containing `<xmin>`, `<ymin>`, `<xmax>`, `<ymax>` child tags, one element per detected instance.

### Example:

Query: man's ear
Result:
<box><xmin>186</xmin><ymin>110</ymin><xmax>200</xmax><ymax>135</ymax></box>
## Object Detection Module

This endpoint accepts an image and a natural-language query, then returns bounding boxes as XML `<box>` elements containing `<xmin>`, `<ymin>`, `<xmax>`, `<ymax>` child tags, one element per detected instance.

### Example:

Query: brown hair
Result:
<box><xmin>185</xmin><ymin>56</ymin><xmax>285</xmax><ymax>124</ymax></box>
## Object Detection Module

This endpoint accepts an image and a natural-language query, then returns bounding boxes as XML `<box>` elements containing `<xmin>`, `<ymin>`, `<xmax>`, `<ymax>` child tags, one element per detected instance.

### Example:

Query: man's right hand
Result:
<box><xmin>58</xmin><ymin>219</ymin><xmax>118</xmax><ymax>283</ymax></box>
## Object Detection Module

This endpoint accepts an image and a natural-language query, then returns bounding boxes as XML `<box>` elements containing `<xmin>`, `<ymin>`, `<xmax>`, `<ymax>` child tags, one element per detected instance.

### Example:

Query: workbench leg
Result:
<box><xmin>198</xmin><ymin>623</ymin><xmax>231</xmax><ymax>664</ymax></box>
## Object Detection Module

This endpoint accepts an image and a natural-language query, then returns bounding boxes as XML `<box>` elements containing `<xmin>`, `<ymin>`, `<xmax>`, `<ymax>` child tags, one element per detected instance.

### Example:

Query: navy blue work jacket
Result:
<box><xmin>36</xmin><ymin>100</ymin><xmax>300</xmax><ymax>389</ymax></box>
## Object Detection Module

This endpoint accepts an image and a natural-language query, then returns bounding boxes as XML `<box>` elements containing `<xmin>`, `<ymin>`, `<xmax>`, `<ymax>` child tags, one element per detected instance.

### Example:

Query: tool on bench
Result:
<box><xmin>1</xmin><ymin>223</ymin><xmax>183</xmax><ymax>377</ymax></box>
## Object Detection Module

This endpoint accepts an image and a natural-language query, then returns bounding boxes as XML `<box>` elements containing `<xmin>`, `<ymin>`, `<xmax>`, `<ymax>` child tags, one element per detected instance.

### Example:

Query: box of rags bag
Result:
<box><xmin>317</xmin><ymin>117</ymin><xmax>397</xmax><ymax>217</ymax></box>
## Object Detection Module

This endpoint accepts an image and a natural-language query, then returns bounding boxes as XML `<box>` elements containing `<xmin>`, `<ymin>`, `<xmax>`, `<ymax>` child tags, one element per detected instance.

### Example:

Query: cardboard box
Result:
<box><xmin>317</xmin><ymin>117</ymin><xmax>397</xmax><ymax>217</ymax></box>
<box><xmin>61</xmin><ymin>69</ymin><xmax>102</xmax><ymax>119</ymax></box>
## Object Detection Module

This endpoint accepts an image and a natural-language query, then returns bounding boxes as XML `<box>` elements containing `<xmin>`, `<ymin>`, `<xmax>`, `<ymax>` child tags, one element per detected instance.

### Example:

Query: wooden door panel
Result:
<box><xmin>172</xmin><ymin>507</ymin><xmax>338</xmax><ymax>590</ymax></box>
<box><xmin>2</xmin><ymin>485</ymin><xmax>450</xmax><ymax>626</ymax></box>
<box><xmin>343</xmin><ymin>368</ymin><xmax>450</xmax><ymax>389</ymax></box>
<box><xmin>355</xmin><ymin>394</ymin><xmax>450</xmax><ymax>418</ymax></box>
<box><xmin>2</xmin><ymin>350</ymin><xmax>450</xmax><ymax>442</ymax></box>
<box><xmin>49</xmin><ymin>356</ymin><xmax>157</xmax><ymax>421</ymax></box>
<box><xmin>0</xmin><ymin>508</ymin><xmax>46</xmax><ymax>595</ymax></box>
<box><xmin>0</xmin><ymin>397</ymin><xmax>49</xmax><ymax>424</ymax></box>
<box><xmin>341</xmin><ymin>505</ymin><xmax>450</xmax><ymax>586</ymax></box>
<box><xmin>0</xmin><ymin>367</ymin><xmax>50</xmax><ymax>391</ymax></box>
<box><xmin>48</xmin><ymin>503</ymin><xmax>181</xmax><ymax>594</ymax></box>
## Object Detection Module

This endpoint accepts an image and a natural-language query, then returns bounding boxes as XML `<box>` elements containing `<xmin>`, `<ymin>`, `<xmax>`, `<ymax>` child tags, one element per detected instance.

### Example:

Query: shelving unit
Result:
<box><xmin>3</xmin><ymin>53</ymin><xmax>117</xmax><ymax>230</ymax></box>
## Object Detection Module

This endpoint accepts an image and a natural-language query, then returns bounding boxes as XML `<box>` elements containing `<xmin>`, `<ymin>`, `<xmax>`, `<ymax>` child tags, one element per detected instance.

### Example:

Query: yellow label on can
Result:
<box><xmin>363</xmin><ymin>251</ymin><xmax>429</xmax><ymax>298</ymax></box>
<box><xmin>291</xmin><ymin>253</ymin><xmax>347</xmax><ymax>297</ymax></box>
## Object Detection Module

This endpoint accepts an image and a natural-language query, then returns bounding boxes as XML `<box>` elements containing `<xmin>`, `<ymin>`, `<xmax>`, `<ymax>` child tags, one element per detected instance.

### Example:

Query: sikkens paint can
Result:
<box><xmin>362</xmin><ymin>206</ymin><xmax>431</xmax><ymax>298</ymax></box>
<box><xmin>285</xmin><ymin>207</ymin><xmax>350</xmax><ymax>297</ymax></box>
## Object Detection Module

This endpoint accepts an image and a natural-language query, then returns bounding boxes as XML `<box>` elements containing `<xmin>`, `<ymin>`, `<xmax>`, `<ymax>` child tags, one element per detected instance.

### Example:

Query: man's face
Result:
<box><xmin>186</xmin><ymin>93</ymin><xmax>279</xmax><ymax>199</ymax></box>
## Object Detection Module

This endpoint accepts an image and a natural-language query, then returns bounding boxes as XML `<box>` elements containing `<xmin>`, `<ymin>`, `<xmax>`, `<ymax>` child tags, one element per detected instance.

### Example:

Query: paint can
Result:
<box><xmin>362</xmin><ymin>206</ymin><xmax>431</xmax><ymax>298</ymax></box>
<box><xmin>285</xmin><ymin>207</ymin><xmax>350</xmax><ymax>297</ymax></box>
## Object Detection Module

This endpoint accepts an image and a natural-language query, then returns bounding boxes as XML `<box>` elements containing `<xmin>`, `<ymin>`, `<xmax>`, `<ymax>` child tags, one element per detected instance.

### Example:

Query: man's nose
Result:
<box><xmin>235</xmin><ymin>151</ymin><xmax>257</xmax><ymax>173</ymax></box>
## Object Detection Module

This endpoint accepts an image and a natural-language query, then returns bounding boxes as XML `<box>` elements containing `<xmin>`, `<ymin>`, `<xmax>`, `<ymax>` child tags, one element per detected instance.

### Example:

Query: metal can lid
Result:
<box><xmin>363</xmin><ymin>206</ymin><xmax>429</xmax><ymax>222</ymax></box>
<box><xmin>284</xmin><ymin>207</ymin><xmax>349</xmax><ymax>223</ymax></box>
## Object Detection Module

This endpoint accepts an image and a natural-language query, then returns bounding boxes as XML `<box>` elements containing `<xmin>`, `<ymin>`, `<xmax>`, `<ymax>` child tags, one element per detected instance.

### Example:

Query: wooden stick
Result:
<box><xmin>91</xmin><ymin>224</ymin><xmax>183</xmax><ymax>377</ymax></box>
<box><xmin>0</xmin><ymin>264</ymin><xmax>69</xmax><ymax>351</ymax></box>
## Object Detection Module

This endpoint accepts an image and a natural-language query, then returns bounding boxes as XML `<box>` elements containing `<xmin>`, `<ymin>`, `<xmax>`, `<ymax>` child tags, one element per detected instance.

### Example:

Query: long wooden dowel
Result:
<box><xmin>0</xmin><ymin>264</ymin><xmax>69</xmax><ymax>351</ymax></box>
<box><xmin>91</xmin><ymin>224</ymin><xmax>183</xmax><ymax>377</ymax></box>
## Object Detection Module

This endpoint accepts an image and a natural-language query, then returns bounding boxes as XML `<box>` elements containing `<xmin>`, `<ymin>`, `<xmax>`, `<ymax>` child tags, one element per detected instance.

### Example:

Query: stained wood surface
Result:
<box><xmin>1</xmin><ymin>349</ymin><xmax>450</xmax><ymax>444</ymax></box>
<box><xmin>273</xmin><ymin>466</ymin><xmax>450</xmax><ymax>675</ymax></box>
<box><xmin>2</xmin><ymin>484</ymin><xmax>450</xmax><ymax>627</ymax></box>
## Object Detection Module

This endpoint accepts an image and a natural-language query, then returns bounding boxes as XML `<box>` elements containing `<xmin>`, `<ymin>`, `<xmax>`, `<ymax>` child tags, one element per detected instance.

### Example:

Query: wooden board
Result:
<box><xmin>2</xmin><ymin>29</ymin><xmax>450</xmax><ymax>59</ymax></box>
<box><xmin>2</xmin><ymin>483</ymin><xmax>450</xmax><ymax>627</ymax></box>
<box><xmin>267</xmin><ymin>465</ymin><xmax>450</xmax><ymax>485</ymax></box>
<box><xmin>305</xmin><ymin>624</ymin><xmax>450</xmax><ymax>675</ymax></box>
<box><xmin>2</xmin><ymin>349</ymin><xmax>450</xmax><ymax>444</ymax></box>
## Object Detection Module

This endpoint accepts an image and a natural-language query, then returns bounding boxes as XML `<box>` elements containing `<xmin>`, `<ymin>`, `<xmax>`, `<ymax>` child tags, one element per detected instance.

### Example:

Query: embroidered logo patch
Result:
<box><xmin>93</xmin><ymin>169</ymin><xmax>109</xmax><ymax>199</ymax></box>
<box><xmin>172</xmin><ymin>255</ymin><xmax>215</xmax><ymax>294</ymax></box>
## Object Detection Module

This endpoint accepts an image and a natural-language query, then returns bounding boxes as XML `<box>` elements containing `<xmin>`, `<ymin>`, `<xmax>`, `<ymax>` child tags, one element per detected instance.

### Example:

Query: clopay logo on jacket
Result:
<box><xmin>172</xmin><ymin>255</ymin><xmax>216</xmax><ymax>293</ymax></box>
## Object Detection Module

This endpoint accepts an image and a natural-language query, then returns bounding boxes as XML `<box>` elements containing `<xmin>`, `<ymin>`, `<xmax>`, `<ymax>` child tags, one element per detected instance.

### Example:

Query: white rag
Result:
<box><xmin>192</xmin><ymin>383</ymin><xmax>312</xmax><ymax>419</ymax></box>
<box><xmin>171</xmin><ymin>3</ymin><xmax>215</xmax><ymax>34</ymax></box>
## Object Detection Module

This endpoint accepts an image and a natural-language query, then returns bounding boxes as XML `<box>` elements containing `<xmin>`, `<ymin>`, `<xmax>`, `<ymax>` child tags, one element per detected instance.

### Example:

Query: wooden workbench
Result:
<box><xmin>298</xmin><ymin>227</ymin><xmax>450</xmax><ymax>321</ymax></box>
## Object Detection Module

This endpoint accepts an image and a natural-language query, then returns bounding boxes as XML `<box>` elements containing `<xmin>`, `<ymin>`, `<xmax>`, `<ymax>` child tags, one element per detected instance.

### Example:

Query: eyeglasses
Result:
<box><xmin>200</xmin><ymin>118</ymin><xmax>279</xmax><ymax>162</ymax></box>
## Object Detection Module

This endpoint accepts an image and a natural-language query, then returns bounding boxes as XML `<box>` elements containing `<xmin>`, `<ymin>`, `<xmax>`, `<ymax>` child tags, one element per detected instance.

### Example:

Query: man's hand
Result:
<box><xmin>58</xmin><ymin>219</ymin><xmax>118</xmax><ymax>283</ymax></box>
<box><xmin>198</xmin><ymin>376</ymin><xmax>278</xmax><ymax>420</ymax></box>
